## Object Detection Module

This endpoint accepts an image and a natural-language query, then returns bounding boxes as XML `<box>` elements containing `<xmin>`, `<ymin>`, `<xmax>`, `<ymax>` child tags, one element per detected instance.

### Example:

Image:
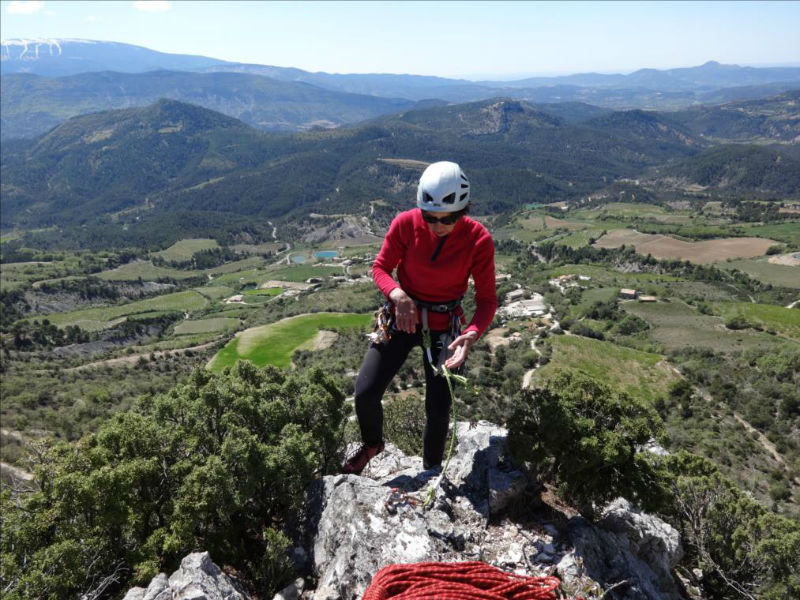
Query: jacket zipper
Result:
<box><xmin>430</xmin><ymin>235</ymin><xmax>447</xmax><ymax>262</ymax></box>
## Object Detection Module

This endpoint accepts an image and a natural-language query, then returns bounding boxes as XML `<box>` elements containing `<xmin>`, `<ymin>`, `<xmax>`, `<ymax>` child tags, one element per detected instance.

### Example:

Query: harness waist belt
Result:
<box><xmin>411</xmin><ymin>296</ymin><xmax>462</xmax><ymax>313</ymax></box>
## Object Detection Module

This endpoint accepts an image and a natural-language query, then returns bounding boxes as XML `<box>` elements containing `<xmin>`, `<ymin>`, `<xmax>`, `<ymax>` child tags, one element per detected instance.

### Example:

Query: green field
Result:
<box><xmin>43</xmin><ymin>290</ymin><xmax>210</xmax><ymax>331</ymax></box>
<box><xmin>97</xmin><ymin>260</ymin><xmax>201</xmax><ymax>282</ymax></box>
<box><xmin>208</xmin><ymin>312</ymin><xmax>372</xmax><ymax>371</ymax></box>
<box><xmin>721</xmin><ymin>258</ymin><xmax>800</xmax><ymax>289</ymax></box>
<box><xmin>712</xmin><ymin>302</ymin><xmax>800</xmax><ymax>341</ymax></box>
<box><xmin>173</xmin><ymin>317</ymin><xmax>240</xmax><ymax>336</ymax></box>
<box><xmin>622</xmin><ymin>299</ymin><xmax>789</xmax><ymax>353</ymax></box>
<box><xmin>242</xmin><ymin>287</ymin><xmax>283</xmax><ymax>297</ymax></box>
<box><xmin>151</xmin><ymin>238</ymin><xmax>219</xmax><ymax>262</ymax></box>
<box><xmin>1</xmin><ymin>258</ymin><xmax>84</xmax><ymax>290</ymax></box>
<box><xmin>740</xmin><ymin>222</ymin><xmax>800</xmax><ymax>246</ymax></box>
<box><xmin>265</xmin><ymin>264</ymin><xmax>344</xmax><ymax>282</ymax></box>
<box><xmin>205</xmin><ymin>256</ymin><xmax>268</xmax><ymax>275</ymax></box>
<box><xmin>194</xmin><ymin>286</ymin><xmax>236</xmax><ymax>300</ymax></box>
<box><xmin>554</xmin><ymin>228</ymin><xmax>607</xmax><ymax>248</ymax></box>
<box><xmin>534</xmin><ymin>334</ymin><xmax>681</xmax><ymax>404</ymax></box>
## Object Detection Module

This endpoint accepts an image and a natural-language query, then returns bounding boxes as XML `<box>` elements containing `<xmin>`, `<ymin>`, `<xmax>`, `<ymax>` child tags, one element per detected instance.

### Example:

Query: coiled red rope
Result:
<box><xmin>362</xmin><ymin>561</ymin><xmax>561</xmax><ymax>600</ymax></box>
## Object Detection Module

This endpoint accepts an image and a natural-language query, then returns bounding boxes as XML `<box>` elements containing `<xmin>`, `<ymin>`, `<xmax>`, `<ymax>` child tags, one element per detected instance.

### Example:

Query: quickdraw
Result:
<box><xmin>366</xmin><ymin>302</ymin><xmax>395</xmax><ymax>344</ymax></box>
<box><xmin>384</xmin><ymin>486</ymin><xmax>419</xmax><ymax>515</ymax></box>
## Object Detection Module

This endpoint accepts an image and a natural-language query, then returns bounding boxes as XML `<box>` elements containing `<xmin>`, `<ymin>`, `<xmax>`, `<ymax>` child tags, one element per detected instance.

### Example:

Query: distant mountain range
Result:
<box><xmin>3</xmin><ymin>92</ymin><xmax>797</xmax><ymax>247</ymax></box>
<box><xmin>1</xmin><ymin>38</ymin><xmax>230</xmax><ymax>76</ymax></box>
<box><xmin>0</xmin><ymin>70</ymin><xmax>417</xmax><ymax>138</ymax></box>
<box><xmin>2</xmin><ymin>39</ymin><xmax>800</xmax><ymax>140</ymax></box>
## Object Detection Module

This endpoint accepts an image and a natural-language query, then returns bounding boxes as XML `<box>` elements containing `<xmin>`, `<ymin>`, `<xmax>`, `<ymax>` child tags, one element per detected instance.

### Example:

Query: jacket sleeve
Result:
<box><xmin>463</xmin><ymin>232</ymin><xmax>497</xmax><ymax>339</ymax></box>
<box><xmin>372</xmin><ymin>215</ymin><xmax>407</xmax><ymax>298</ymax></box>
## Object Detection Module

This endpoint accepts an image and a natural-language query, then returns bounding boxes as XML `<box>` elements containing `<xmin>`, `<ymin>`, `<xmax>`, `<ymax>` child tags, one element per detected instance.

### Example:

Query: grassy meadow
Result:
<box><xmin>151</xmin><ymin>238</ymin><xmax>219</xmax><ymax>262</ymax></box>
<box><xmin>208</xmin><ymin>312</ymin><xmax>372</xmax><ymax>371</ymax></box>
<box><xmin>534</xmin><ymin>334</ymin><xmax>681</xmax><ymax>404</ymax></box>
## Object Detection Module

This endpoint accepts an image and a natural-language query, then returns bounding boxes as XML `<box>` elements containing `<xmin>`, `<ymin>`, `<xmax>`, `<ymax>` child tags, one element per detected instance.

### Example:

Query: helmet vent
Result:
<box><xmin>461</xmin><ymin>174</ymin><xmax>468</xmax><ymax>181</ymax></box>
<box><xmin>460</xmin><ymin>193</ymin><xmax>468</xmax><ymax>201</ymax></box>
<box><xmin>442</xmin><ymin>193</ymin><xmax>456</xmax><ymax>204</ymax></box>
<box><xmin>424</xmin><ymin>192</ymin><xmax>434</xmax><ymax>204</ymax></box>
<box><xmin>461</xmin><ymin>183</ymin><xmax>468</xmax><ymax>188</ymax></box>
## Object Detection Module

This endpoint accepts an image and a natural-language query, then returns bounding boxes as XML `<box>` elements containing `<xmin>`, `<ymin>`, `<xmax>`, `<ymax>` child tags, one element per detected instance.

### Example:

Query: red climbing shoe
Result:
<box><xmin>342</xmin><ymin>441</ymin><xmax>385</xmax><ymax>475</ymax></box>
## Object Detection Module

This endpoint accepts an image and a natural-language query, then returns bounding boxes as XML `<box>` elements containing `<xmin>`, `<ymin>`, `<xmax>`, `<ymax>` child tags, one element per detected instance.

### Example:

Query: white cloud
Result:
<box><xmin>86</xmin><ymin>15</ymin><xmax>103</xmax><ymax>22</ymax></box>
<box><xmin>7</xmin><ymin>1</ymin><xmax>45</xmax><ymax>14</ymax></box>
<box><xmin>133</xmin><ymin>1</ymin><xmax>171</xmax><ymax>12</ymax></box>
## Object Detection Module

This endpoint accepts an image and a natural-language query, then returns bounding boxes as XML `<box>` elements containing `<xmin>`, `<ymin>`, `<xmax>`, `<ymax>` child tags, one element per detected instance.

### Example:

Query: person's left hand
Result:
<box><xmin>444</xmin><ymin>331</ymin><xmax>479</xmax><ymax>369</ymax></box>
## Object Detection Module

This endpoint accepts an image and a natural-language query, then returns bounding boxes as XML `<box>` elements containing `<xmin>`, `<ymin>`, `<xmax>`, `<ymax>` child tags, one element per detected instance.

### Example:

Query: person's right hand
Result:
<box><xmin>389</xmin><ymin>288</ymin><xmax>417</xmax><ymax>333</ymax></box>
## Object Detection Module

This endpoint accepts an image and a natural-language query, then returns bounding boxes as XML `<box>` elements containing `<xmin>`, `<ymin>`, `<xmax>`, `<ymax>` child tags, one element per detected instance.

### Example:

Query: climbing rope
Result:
<box><xmin>362</xmin><ymin>561</ymin><xmax>561</xmax><ymax>600</ymax></box>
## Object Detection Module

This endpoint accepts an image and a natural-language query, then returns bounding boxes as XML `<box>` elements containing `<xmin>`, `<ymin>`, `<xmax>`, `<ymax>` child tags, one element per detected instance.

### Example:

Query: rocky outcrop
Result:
<box><xmin>124</xmin><ymin>421</ymin><xmax>685</xmax><ymax>600</ymax></box>
<box><xmin>122</xmin><ymin>552</ymin><xmax>245</xmax><ymax>600</ymax></box>
<box><xmin>561</xmin><ymin>498</ymin><xmax>684</xmax><ymax>599</ymax></box>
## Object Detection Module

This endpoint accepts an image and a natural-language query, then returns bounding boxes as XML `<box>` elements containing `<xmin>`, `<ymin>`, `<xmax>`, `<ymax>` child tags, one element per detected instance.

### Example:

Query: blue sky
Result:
<box><xmin>2</xmin><ymin>1</ymin><xmax>798</xmax><ymax>79</ymax></box>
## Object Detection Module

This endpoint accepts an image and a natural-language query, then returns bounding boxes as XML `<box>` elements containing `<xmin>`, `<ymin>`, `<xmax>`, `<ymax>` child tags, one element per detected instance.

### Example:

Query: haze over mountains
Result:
<box><xmin>3</xmin><ymin>39</ymin><xmax>800</xmax><ymax>140</ymax></box>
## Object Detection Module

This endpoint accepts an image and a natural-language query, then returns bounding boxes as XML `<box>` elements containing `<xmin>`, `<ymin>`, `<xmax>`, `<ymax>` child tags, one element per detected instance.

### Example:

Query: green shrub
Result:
<box><xmin>508</xmin><ymin>370</ymin><xmax>668</xmax><ymax>517</ymax></box>
<box><xmin>665</xmin><ymin>452</ymin><xmax>800</xmax><ymax>600</ymax></box>
<box><xmin>383</xmin><ymin>393</ymin><xmax>427</xmax><ymax>457</ymax></box>
<box><xmin>0</xmin><ymin>362</ymin><xmax>346</xmax><ymax>599</ymax></box>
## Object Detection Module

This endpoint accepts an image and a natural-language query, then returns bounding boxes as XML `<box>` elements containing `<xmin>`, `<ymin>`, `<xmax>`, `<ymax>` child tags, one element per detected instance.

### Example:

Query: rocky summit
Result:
<box><xmin>124</xmin><ymin>421</ymin><xmax>685</xmax><ymax>600</ymax></box>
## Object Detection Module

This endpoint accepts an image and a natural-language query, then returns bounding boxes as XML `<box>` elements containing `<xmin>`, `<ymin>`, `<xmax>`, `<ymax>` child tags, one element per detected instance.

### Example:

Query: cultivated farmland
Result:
<box><xmin>622</xmin><ymin>299</ymin><xmax>791</xmax><ymax>353</ymax></box>
<box><xmin>43</xmin><ymin>290</ymin><xmax>210</xmax><ymax>331</ymax></box>
<box><xmin>594</xmin><ymin>229</ymin><xmax>777</xmax><ymax>263</ymax></box>
<box><xmin>722</xmin><ymin>257</ymin><xmax>800</xmax><ymax>289</ymax></box>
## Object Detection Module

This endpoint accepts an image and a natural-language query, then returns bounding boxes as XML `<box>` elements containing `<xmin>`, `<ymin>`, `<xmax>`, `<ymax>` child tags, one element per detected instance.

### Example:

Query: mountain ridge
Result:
<box><xmin>0</xmin><ymin>69</ymin><xmax>416</xmax><ymax>139</ymax></box>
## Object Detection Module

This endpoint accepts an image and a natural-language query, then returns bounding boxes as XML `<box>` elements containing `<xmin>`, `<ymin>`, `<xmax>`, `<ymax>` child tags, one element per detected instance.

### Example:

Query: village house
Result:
<box><xmin>620</xmin><ymin>288</ymin><xmax>638</xmax><ymax>299</ymax></box>
<box><xmin>505</xmin><ymin>288</ymin><xmax>526</xmax><ymax>303</ymax></box>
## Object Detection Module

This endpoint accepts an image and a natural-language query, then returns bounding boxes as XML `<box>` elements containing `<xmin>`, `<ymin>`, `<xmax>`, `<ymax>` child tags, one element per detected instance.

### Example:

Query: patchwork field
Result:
<box><xmin>533</xmin><ymin>334</ymin><xmax>681</xmax><ymax>404</ymax></box>
<box><xmin>43</xmin><ymin>290</ymin><xmax>210</xmax><ymax>331</ymax></box>
<box><xmin>1</xmin><ymin>258</ymin><xmax>84</xmax><ymax>290</ymax></box>
<box><xmin>722</xmin><ymin>257</ymin><xmax>800</xmax><ymax>289</ymax></box>
<box><xmin>594</xmin><ymin>229</ymin><xmax>776</xmax><ymax>263</ymax></box>
<box><xmin>97</xmin><ymin>260</ymin><xmax>201</xmax><ymax>281</ymax></box>
<box><xmin>621</xmin><ymin>299</ymin><xmax>791</xmax><ymax>353</ymax></box>
<box><xmin>712</xmin><ymin>302</ymin><xmax>800</xmax><ymax>341</ymax></box>
<box><xmin>208</xmin><ymin>312</ymin><xmax>372</xmax><ymax>371</ymax></box>
<box><xmin>173</xmin><ymin>317</ymin><xmax>240</xmax><ymax>336</ymax></box>
<box><xmin>151</xmin><ymin>238</ymin><xmax>219</xmax><ymax>262</ymax></box>
<box><xmin>554</xmin><ymin>228</ymin><xmax>607</xmax><ymax>248</ymax></box>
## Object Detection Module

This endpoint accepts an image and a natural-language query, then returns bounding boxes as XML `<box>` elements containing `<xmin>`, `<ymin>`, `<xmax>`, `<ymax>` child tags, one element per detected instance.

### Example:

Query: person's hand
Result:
<box><xmin>444</xmin><ymin>331</ymin><xmax>478</xmax><ymax>369</ymax></box>
<box><xmin>389</xmin><ymin>288</ymin><xmax>417</xmax><ymax>333</ymax></box>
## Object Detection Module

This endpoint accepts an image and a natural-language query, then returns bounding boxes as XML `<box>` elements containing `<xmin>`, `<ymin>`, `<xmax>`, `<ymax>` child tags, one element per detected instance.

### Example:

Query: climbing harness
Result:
<box><xmin>362</xmin><ymin>561</ymin><xmax>561</xmax><ymax>600</ymax></box>
<box><xmin>413</xmin><ymin>296</ymin><xmax>463</xmax><ymax>375</ymax></box>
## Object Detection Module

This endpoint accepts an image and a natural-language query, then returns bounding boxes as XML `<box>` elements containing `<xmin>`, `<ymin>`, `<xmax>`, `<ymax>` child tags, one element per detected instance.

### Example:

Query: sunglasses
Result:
<box><xmin>421</xmin><ymin>212</ymin><xmax>461</xmax><ymax>225</ymax></box>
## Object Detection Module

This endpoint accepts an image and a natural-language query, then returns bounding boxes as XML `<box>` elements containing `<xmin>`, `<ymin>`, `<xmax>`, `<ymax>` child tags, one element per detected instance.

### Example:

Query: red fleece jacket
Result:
<box><xmin>372</xmin><ymin>209</ymin><xmax>497</xmax><ymax>338</ymax></box>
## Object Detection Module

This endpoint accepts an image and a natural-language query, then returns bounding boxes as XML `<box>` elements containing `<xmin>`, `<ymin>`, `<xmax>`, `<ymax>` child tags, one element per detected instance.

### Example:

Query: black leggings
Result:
<box><xmin>354</xmin><ymin>328</ymin><xmax>452</xmax><ymax>467</ymax></box>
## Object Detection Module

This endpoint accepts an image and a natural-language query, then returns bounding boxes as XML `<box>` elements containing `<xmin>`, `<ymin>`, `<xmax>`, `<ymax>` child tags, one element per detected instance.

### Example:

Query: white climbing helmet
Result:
<box><xmin>416</xmin><ymin>161</ymin><xmax>470</xmax><ymax>213</ymax></box>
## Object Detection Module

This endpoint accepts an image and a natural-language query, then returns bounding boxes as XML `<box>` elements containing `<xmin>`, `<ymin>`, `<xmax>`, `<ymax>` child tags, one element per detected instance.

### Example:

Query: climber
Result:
<box><xmin>342</xmin><ymin>161</ymin><xmax>497</xmax><ymax>475</ymax></box>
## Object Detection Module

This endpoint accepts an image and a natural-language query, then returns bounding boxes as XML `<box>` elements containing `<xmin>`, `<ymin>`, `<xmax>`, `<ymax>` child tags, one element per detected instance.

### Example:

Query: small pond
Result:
<box><xmin>290</xmin><ymin>254</ymin><xmax>306</xmax><ymax>264</ymax></box>
<box><xmin>315</xmin><ymin>250</ymin><xmax>339</xmax><ymax>260</ymax></box>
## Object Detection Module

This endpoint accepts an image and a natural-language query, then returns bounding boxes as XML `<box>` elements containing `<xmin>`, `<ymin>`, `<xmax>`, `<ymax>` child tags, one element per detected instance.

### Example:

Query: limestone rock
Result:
<box><xmin>122</xmin><ymin>552</ymin><xmax>244</xmax><ymax>600</ymax></box>
<box><xmin>566</xmin><ymin>498</ymin><xmax>684</xmax><ymax>600</ymax></box>
<box><xmin>304</xmin><ymin>422</ymin><xmax>540</xmax><ymax>600</ymax></box>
